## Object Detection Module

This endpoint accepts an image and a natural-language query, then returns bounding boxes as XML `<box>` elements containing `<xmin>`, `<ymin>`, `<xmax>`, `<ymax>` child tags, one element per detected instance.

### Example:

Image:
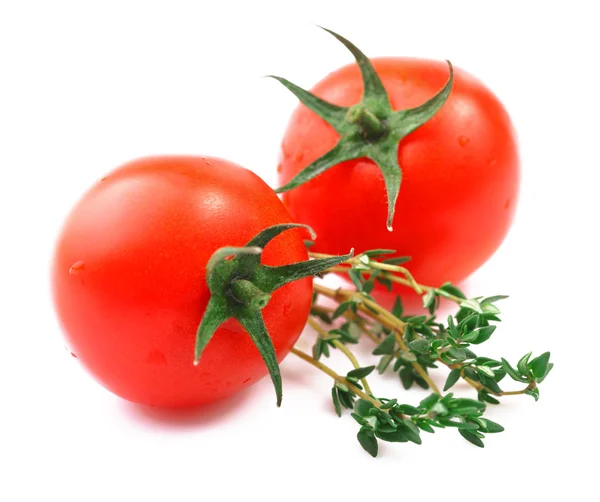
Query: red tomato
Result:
<box><xmin>52</xmin><ymin>156</ymin><xmax>312</xmax><ymax>407</ymax></box>
<box><xmin>278</xmin><ymin>58</ymin><xmax>519</xmax><ymax>288</ymax></box>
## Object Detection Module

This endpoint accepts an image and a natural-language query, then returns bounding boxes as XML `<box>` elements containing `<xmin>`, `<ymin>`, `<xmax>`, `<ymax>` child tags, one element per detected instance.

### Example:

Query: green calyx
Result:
<box><xmin>270</xmin><ymin>27</ymin><xmax>454</xmax><ymax>231</ymax></box>
<box><xmin>194</xmin><ymin>223</ymin><xmax>353</xmax><ymax>406</ymax></box>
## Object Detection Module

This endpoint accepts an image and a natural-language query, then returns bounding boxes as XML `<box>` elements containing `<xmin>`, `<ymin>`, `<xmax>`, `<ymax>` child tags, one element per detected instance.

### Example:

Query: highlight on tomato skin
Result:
<box><xmin>274</xmin><ymin>29</ymin><xmax>519</xmax><ymax>291</ymax></box>
<box><xmin>51</xmin><ymin>156</ymin><xmax>315</xmax><ymax>408</ymax></box>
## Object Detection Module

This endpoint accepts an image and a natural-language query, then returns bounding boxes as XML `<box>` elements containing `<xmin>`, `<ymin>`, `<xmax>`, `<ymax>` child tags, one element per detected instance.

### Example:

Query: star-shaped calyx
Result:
<box><xmin>270</xmin><ymin>27</ymin><xmax>454</xmax><ymax>231</ymax></box>
<box><xmin>194</xmin><ymin>223</ymin><xmax>353</xmax><ymax>406</ymax></box>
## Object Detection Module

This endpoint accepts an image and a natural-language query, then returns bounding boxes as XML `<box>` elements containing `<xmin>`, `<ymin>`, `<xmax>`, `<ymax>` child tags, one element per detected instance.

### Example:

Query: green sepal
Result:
<box><xmin>369</xmin><ymin>143</ymin><xmax>402</xmax><ymax>231</ymax></box>
<box><xmin>236</xmin><ymin>310</ymin><xmax>282</xmax><ymax>406</ymax></box>
<box><xmin>272</xmin><ymin>26</ymin><xmax>454</xmax><ymax>230</ymax></box>
<box><xmin>275</xmin><ymin>139</ymin><xmax>368</xmax><ymax>194</ymax></box>
<box><xmin>255</xmin><ymin>249</ymin><xmax>354</xmax><ymax>292</ymax></box>
<box><xmin>265</xmin><ymin>75</ymin><xmax>348</xmax><ymax>132</ymax></box>
<box><xmin>194</xmin><ymin>297</ymin><xmax>232</xmax><ymax>363</ymax></box>
<box><xmin>236</xmin><ymin>223</ymin><xmax>314</xmax><ymax>267</ymax></box>
<box><xmin>319</xmin><ymin>26</ymin><xmax>391</xmax><ymax>110</ymax></box>
<box><xmin>387</xmin><ymin>62</ymin><xmax>454</xmax><ymax>138</ymax></box>
<box><xmin>194</xmin><ymin>223</ymin><xmax>352</xmax><ymax>406</ymax></box>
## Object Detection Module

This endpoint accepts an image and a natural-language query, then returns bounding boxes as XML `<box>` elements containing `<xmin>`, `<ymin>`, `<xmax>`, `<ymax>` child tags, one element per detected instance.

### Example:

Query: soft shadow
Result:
<box><xmin>281</xmin><ymin>365</ymin><xmax>316</xmax><ymax>387</ymax></box>
<box><xmin>119</xmin><ymin>386</ymin><xmax>255</xmax><ymax>431</ymax></box>
<box><xmin>319</xmin><ymin>394</ymin><xmax>337</xmax><ymax>415</ymax></box>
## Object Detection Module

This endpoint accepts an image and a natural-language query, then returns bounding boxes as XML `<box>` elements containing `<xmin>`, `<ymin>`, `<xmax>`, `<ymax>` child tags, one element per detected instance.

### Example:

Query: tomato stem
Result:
<box><xmin>346</xmin><ymin>104</ymin><xmax>386</xmax><ymax>140</ymax></box>
<box><xmin>312</xmin><ymin>282</ymin><xmax>442</xmax><ymax>394</ymax></box>
<box><xmin>231</xmin><ymin>279</ymin><xmax>271</xmax><ymax>311</ymax></box>
<box><xmin>290</xmin><ymin>347</ymin><xmax>382</xmax><ymax>408</ymax></box>
<box><xmin>309</xmin><ymin>251</ymin><xmax>463</xmax><ymax>302</ymax></box>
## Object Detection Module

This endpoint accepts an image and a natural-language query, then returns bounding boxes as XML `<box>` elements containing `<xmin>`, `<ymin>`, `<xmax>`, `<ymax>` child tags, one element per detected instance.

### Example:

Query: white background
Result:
<box><xmin>1</xmin><ymin>0</ymin><xmax>598</xmax><ymax>500</ymax></box>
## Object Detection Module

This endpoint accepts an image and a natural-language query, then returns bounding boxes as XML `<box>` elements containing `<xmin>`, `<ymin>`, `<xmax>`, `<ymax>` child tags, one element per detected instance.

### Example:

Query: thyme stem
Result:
<box><xmin>308</xmin><ymin>317</ymin><xmax>373</xmax><ymax>395</ymax></box>
<box><xmin>312</xmin><ymin>283</ymin><xmax>441</xmax><ymax>394</ymax></box>
<box><xmin>310</xmin><ymin>253</ymin><xmax>465</xmax><ymax>303</ymax></box>
<box><xmin>291</xmin><ymin>348</ymin><xmax>381</xmax><ymax>408</ymax></box>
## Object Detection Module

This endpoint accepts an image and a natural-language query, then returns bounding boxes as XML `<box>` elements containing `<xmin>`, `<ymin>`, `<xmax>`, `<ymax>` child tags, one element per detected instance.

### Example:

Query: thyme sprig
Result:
<box><xmin>293</xmin><ymin>249</ymin><xmax>552</xmax><ymax>456</ymax></box>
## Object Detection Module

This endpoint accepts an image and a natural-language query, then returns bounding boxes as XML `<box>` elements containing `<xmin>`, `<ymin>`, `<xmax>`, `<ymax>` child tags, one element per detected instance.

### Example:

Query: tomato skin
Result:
<box><xmin>52</xmin><ymin>156</ymin><xmax>311</xmax><ymax>407</ymax></box>
<box><xmin>279</xmin><ymin>58</ymin><xmax>519</xmax><ymax>287</ymax></box>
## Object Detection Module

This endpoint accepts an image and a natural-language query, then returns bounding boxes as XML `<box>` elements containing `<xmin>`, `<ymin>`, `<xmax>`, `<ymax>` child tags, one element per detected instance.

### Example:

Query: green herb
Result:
<box><xmin>293</xmin><ymin>248</ymin><xmax>552</xmax><ymax>456</ymax></box>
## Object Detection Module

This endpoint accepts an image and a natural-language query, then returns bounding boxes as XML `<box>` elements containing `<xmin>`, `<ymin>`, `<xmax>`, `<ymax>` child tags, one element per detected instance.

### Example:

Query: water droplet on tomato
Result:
<box><xmin>458</xmin><ymin>135</ymin><xmax>470</xmax><ymax>147</ymax></box>
<box><xmin>281</xmin><ymin>139</ymin><xmax>293</xmax><ymax>161</ymax></box>
<box><xmin>100</xmin><ymin>176</ymin><xmax>109</xmax><ymax>182</ymax></box>
<box><xmin>69</xmin><ymin>261</ymin><xmax>85</xmax><ymax>275</ymax></box>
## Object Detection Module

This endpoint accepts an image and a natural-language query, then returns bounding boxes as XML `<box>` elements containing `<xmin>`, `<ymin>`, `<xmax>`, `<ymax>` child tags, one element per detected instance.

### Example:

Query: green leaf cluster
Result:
<box><xmin>308</xmin><ymin>248</ymin><xmax>553</xmax><ymax>456</ymax></box>
<box><xmin>350</xmin><ymin>393</ymin><xmax>504</xmax><ymax>457</ymax></box>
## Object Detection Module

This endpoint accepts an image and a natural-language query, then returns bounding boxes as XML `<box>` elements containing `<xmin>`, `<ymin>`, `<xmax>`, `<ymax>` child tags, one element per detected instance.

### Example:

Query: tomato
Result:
<box><xmin>52</xmin><ymin>156</ymin><xmax>313</xmax><ymax>407</ymax></box>
<box><xmin>278</xmin><ymin>57</ymin><xmax>519</xmax><ymax>288</ymax></box>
